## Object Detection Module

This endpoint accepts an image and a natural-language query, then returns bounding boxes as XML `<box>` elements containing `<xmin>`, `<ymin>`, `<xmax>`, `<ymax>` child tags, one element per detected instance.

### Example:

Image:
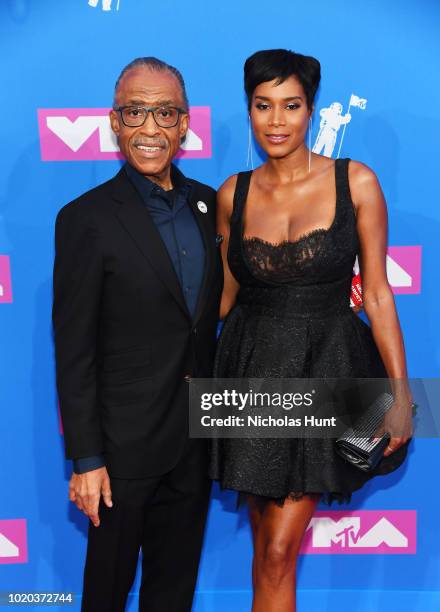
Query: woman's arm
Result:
<box><xmin>217</xmin><ymin>175</ymin><xmax>240</xmax><ymax>320</ymax></box>
<box><xmin>349</xmin><ymin>161</ymin><xmax>413</xmax><ymax>454</ymax></box>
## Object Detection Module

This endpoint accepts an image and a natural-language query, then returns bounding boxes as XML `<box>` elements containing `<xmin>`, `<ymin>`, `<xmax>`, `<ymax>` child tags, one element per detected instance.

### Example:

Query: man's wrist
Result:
<box><xmin>73</xmin><ymin>455</ymin><xmax>105</xmax><ymax>474</ymax></box>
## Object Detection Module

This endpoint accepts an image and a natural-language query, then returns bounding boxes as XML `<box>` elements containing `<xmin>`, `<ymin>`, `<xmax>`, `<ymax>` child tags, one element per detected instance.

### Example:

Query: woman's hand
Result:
<box><xmin>372</xmin><ymin>394</ymin><xmax>413</xmax><ymax>457</ymax></box>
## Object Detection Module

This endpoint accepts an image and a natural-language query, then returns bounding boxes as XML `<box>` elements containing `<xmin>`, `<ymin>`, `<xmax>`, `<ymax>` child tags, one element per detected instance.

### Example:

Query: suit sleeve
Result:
<box><xmin>52</xmin><ymin>203</ymin><xmax>104</xmax><ymax>460</ymax></box>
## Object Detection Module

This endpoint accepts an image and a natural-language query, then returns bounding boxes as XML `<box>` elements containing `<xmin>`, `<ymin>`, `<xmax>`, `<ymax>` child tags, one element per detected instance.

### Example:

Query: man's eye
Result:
<box><xmin>128</xmin><ymin>108</ymin><xmax>141</xmax><ymax>116</ymax></box>
<box><xmin>159</xmin><ymin>109</ymin><xmax>171</xmax><ymax>117</ymax></box>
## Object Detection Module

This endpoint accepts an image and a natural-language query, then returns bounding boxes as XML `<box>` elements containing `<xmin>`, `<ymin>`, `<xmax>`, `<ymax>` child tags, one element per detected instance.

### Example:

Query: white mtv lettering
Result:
<box><xmin>307</xmin><ymin>516</ymin><xmax>408</xmax><ymax>548</ymax></box>
<box><xmin>349</xmin><ymin>518</ymin><xmax>408</xmax><ymax>548</ymax></box>
<box><xmin>47</xmin><ymin>116</ymin><xmax>203</xmax><ymax>154</ymax></box>
<box><xmin>386</xmin><ymin>254</ymin><xmax>412</xmax><ymax>288</ymax></box>
<box><xmin>181</xmin><ymin>129</ymin><xmax>203</xmax><ymax>151</ymax></box>
<box><xmin>307</xmin><ymin>517</ymin><xmax>360</xmax><ymax>547</ymax></box>
<box><xmin>46</xmin><ymin>116</ymin><xmax>119</xmax><ymax>153</ymax></box>
<box><xmin>0</xmin><ymin>533</ymin><xmax>19</xmax><ymax>557</ymax></box>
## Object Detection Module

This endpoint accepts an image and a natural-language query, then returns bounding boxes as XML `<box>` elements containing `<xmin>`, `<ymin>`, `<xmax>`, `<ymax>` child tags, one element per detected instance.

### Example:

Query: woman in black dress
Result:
<box><xmin>209</xmin><ymin>49</ymin><xmax>413</xmax><ymax>611</ymax></box>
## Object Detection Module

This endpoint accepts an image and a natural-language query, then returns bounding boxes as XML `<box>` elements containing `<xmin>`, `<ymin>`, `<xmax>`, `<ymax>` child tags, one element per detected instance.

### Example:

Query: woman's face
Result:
<box><xmin>250</xmin><ymin>75</ymin><xmax>311</xmax><ymax>158</ymax></box>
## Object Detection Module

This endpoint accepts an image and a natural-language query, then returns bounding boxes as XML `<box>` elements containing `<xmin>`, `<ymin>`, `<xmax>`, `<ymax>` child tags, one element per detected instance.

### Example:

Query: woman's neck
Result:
<box><xmin>264</xmin><ymin>144</ymin><xmax>311</xmax><ymax>184</ymax></box>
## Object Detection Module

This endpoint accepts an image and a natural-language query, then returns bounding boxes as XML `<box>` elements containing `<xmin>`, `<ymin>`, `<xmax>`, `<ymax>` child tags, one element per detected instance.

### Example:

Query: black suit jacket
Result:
<box><xmin>53</xmin><ymin>166</ymin><xmax>223</xmax><ymax>478</ymax></box>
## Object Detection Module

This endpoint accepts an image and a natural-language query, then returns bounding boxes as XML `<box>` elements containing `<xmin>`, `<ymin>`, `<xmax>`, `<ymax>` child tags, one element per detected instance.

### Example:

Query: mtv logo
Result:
<box><xmin>387</xmin><ymin>246</ymin><xmax>422</xmax><ymax>294</ymax></box>
<box><xmin>38</xmin><ymin>107</ymin><xmax>211</xmax><ymax>161</ymax></box>
<box><xmin>0</xmin><ymin>520</ymin><xmax>28</xmax><ymax>564</ymax></box>
<box><xmin>300</xmin><ymin>510</ymin><xmax>416</xmax><ymax>554</ymax></box>
<box><xmin>0</xmin><ymin>255</ymin><xmax>13</xmax><ymax>303</ymax></box>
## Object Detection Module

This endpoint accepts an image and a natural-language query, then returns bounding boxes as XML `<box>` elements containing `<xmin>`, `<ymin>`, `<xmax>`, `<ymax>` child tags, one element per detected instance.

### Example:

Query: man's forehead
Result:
<box><xmin>116</xmin><ymin>67</ymin><xmax>183</xmax><ymax>103</ymax></box>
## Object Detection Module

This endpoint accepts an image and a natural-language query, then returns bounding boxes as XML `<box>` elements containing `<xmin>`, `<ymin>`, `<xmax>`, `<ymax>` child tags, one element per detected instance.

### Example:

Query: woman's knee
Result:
<box><xmin>254</xmin><ymin>539</ymin><xmax>297</xmax><ymax>586</ymax></box>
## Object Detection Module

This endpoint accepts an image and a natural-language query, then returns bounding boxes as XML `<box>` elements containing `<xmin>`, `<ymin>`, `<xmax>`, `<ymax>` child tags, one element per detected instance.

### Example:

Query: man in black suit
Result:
<box><xmin>53</xmin><ymin>57</ymin><xmax>222</xmax><ymax>611</ymax></box>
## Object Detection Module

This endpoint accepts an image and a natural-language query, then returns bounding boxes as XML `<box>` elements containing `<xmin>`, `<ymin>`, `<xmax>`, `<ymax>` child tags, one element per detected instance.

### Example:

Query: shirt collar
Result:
<box><xmin>124</xmin><ymin>162</ymin><xmax>190</xmax><ymax>203</ymax></box>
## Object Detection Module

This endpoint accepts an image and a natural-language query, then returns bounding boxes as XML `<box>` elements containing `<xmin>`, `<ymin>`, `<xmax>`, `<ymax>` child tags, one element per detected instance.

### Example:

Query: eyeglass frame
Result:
<box><xmin>114</xmin><ymin>104</ymin><xmax>188</xmax><ymax>128</ymax></box>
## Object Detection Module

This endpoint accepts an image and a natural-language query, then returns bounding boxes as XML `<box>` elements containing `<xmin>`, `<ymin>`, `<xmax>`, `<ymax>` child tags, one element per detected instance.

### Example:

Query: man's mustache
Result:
<box><xmin>132</xmin><ymin>138</ymin><xmax>168</xmax><ymax>148</ymax></box>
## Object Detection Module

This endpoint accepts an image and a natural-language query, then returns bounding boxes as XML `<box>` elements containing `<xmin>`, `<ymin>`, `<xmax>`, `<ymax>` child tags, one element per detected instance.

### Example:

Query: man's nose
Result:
<box><xmin>142</xmin><ymin>111</ymin><xmax>160</xmax><ymax>135</ymax></box>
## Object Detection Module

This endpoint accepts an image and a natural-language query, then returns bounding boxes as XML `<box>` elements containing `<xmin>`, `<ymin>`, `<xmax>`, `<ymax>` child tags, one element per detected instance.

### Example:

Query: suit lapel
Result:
<box><xmin>111</xmin><ymin>169</ymin><xmax>190</xmax><ymax>319</ymax></box>
<box><xmin>187</xmin><ymin>184</ymin><xmax>215</xmax><ymax>325</ymax></box>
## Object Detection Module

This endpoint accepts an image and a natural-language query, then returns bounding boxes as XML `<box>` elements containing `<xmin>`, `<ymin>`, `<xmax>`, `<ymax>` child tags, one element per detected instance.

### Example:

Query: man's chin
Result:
<box><xmin>128</xmin><ymin>156</ymin><xmax>170</xmax><ymax>178</ymax></box>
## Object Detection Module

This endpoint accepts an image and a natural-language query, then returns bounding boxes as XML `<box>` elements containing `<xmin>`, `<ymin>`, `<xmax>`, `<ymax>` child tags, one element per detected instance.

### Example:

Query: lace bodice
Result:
<box><xmin>242</xmin><ymin>229</ymin><xmax>330</xmax><ymax>284</ymax></box>
<box><xmin>228</xmin><ymin>159</ymin><xmax>359</xmax><ymax>288</ymax></box>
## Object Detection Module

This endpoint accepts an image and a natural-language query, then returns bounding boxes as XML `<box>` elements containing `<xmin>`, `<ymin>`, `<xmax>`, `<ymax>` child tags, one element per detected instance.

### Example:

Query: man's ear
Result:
<box><xmin>109</xmin><ymin>109</ymin><xmax>120</xmax><ymax>136</ymax></box>
<box><xmin>179</xmin><ymin>113</ymin><xmax>189</xmax><ymax>145</ymax></box>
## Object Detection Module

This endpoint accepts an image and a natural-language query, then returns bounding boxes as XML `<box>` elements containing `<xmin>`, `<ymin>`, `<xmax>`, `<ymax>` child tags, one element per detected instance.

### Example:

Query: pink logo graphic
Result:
<box><xmin>0</xmin><ymin>255</ymin><xmax>13</xmax><ymax>303</ymax></box>
<box><xmin>38</xmin><ymin>107</ymin><xmax>211</xmax><ymax>161</ymax></box>
<box><xmin>387</xmin><ymin>246</ymin><xmax>422</xmax><ymax>294</ymax></box>
<box><xmin>0</xmin><ymin>520</ymin><xmax>28</xmax><ymax>564</ymax></box>
<box><xmin>300</xmin><ymin>510</ymin><xmax>416</xmax><ymax>554</ymax></box>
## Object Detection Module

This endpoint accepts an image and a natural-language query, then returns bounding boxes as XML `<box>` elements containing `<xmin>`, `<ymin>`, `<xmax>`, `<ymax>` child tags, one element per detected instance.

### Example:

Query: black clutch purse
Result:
<box><xmin>335</xmin><ymin>392</ymin><xmax>394</xmax><ymax>472</ymax></box>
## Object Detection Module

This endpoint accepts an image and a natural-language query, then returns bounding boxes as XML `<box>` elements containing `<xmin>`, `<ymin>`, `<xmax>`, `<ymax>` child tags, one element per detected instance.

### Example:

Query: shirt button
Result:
<box><xmin>184</xmin><ymin>374</ymin><xmax>191</xmax><ymax>382</ymax></box>
<box><xmin>181</xmin><ymin>249</ymin><xmax>187</xmax><ymax>256</ymax></box>
<box><xmin>184</xmin><ymin>287</ymin><xmax>190</xmax><ymax>293</ymax></box>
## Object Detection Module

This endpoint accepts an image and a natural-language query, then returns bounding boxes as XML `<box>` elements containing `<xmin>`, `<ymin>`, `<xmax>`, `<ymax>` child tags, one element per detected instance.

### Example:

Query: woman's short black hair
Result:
<box><xmin>244</xmin><ymin>49</ymin><xmax>321</xmax><ymax>111</ymax></box>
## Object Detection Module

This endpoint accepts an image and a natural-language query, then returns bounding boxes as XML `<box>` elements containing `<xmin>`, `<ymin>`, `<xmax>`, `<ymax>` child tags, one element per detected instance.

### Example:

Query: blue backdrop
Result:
<box><xmin>1</xmin><ymin>0</ymin><xmax>439</xmax><ymax>610</ymax></box>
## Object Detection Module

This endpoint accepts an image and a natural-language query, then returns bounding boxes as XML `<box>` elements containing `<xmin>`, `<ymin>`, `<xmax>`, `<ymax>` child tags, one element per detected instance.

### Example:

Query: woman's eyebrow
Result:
<box><xmin>255</xmin><ymin>95</ymin><xmax>303</xmax><ymax>101</ymax></box>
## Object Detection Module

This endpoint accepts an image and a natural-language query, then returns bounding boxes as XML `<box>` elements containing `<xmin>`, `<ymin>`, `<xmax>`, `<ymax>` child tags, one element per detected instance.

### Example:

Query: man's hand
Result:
<box><xmin>69</xmin><ymin>466</ymin><xmax>112</xmax><ymax>527</ymax></box>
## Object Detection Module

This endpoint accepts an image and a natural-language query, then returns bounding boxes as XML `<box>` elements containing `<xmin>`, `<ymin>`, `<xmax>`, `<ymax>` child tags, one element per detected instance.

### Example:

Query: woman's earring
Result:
<box><xmin>247</xmin><ymin>115</ymin><xmax>254</xmax><ymax>170</ymax></box>
<box><xmin>308</xmin><ymin>116</ymin><xmax>313</xmax><ymax>173</ymax></box>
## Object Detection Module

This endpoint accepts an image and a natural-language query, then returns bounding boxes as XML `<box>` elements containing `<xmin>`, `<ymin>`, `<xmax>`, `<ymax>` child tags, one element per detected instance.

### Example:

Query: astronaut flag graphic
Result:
<box><xmin>349</xmin><ymin>94</ymin><xmax>368</xmax><ymax>110</ymax></box>
<box><xmin>312</xmin><ymin>93</ymin><xmax>367</xmax><ymax>159</ymax></box>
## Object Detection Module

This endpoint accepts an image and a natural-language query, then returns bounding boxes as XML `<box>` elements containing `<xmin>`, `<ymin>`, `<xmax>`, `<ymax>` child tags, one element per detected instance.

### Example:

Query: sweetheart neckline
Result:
<box><xmin>242</xmin><ymin>227</ymin><xmax>330</xmax><ymax>249</ymax></box>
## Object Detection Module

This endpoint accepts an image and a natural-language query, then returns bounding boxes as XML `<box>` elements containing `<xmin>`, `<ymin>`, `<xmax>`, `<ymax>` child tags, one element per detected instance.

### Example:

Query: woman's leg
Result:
<box><xmin>247</xmin><ymin>495</ymin><xmax>265</xmax><ymax>589</ymax></box>
<box><xmin>251</xmin><ymin>494</ymin><xmax>321</xmax><ymax>612</ymax></box>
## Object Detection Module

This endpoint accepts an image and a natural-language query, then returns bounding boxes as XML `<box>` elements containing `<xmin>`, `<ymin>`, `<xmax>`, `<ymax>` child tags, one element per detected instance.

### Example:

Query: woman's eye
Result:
<box><xmin>256</xmin><ymin>103</ymin><xmax>270</xmax><ymax>110</ymax></box>
<box><xmin>286</xmin><ymin>103</ymin><xmax>300</xmax><ymax>110</ymax></box>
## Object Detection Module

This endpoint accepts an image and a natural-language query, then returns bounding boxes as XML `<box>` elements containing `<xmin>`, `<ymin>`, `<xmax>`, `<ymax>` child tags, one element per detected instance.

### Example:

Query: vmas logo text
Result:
<box><xmin>300</xmin><ymin>510</ymin><xmax>416</xmax><ymax>554</ymax></box>
<box><xmin>0</xmin><ymin>520</ymin><xmax>28</xmax><ymax>564</ymax></box>
<box><xmin>0</xmin><ymin>255</ymin><xmax>13</xmax><ymax>303</ymax></box>
<box><xmin>38</xmin><ymin>108</ymin><xmax>211</xmax><ymax>161</ymax></box>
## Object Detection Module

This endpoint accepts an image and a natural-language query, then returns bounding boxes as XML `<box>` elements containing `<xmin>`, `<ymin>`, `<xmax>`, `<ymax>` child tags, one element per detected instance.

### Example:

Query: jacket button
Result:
<box><xmin>192</xmin><ymin>328</ymin><xmax>197</xmax><ymax>335</ymax></box>
<box><xmin>184</xmin><ymin>374</ymin><xmax>191</xmax><ymax>382</ymax></box>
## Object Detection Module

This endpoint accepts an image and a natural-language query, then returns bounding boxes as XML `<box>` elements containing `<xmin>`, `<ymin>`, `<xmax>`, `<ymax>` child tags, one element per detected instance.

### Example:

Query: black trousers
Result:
<box><xmin>81</xmin><ymin>439</ymin><xmax>211</xmax><ymax>612</ymax></box>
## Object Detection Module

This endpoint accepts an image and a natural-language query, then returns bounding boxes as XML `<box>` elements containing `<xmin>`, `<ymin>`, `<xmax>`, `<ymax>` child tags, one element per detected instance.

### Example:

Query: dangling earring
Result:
<box><xmin>308</xmin><ymin>116</ymin><xmax>313</xmax><ymax>173</ymax></box>
<box><xmin>247</xmin><ymin>115</ymin><xmax>254</xmax><ymax>170</ymax></box>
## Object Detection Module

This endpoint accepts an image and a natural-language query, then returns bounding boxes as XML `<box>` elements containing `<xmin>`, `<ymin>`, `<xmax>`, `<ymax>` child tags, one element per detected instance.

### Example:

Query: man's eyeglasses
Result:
<box><xmin>114</xmin><ymin>105</ymin><xmax>187</xmax><ymax>128</ymax></box>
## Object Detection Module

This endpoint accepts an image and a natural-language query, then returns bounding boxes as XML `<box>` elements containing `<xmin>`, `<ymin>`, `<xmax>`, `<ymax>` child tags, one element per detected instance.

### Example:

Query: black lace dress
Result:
<box><xmin>209</xmin><ymin>159</ymin><xmax>408</xmax><ymax>505</ymax></box>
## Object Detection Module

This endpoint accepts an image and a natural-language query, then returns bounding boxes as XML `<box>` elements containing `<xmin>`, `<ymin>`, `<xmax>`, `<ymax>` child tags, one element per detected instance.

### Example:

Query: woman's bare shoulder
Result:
<box><xmin>348</xmin><ymin>160</ymin><xmax>383</xmax><ymax>206</ymax></box>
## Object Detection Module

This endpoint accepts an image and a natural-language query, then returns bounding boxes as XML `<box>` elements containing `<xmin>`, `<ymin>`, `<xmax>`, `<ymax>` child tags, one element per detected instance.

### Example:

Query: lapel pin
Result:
<box><xmin>197</xmin><ymin>201</ymin><xmax>208</xmax><ymax>214</ymax></box>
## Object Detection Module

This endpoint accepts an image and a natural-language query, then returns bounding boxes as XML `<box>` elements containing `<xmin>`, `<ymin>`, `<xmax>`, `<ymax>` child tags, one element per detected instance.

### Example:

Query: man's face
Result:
<box><xmin>110</xmin><ymin>66</ymin><xmax>188</xmax><ymax>180</ymax></box>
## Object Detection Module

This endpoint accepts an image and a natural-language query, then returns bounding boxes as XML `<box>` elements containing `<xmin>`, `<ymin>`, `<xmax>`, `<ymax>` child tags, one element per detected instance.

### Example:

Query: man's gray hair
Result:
<box><xmin>113</xmin><ymin>57</ymin><xmax>189</xmax><ymax>110</ymax></box>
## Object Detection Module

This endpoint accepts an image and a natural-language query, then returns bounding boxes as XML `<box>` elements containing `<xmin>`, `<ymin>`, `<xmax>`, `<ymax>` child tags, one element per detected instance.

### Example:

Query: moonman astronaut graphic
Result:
<box><xmin>88</xmin><ymin>0</ymin><xmax>115</xmax><ymax>11</ymax></box>
<box><xmin>313</xmin><ymin>102</ymin><xmax>351</xmax><ymax>157</ymax></box>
